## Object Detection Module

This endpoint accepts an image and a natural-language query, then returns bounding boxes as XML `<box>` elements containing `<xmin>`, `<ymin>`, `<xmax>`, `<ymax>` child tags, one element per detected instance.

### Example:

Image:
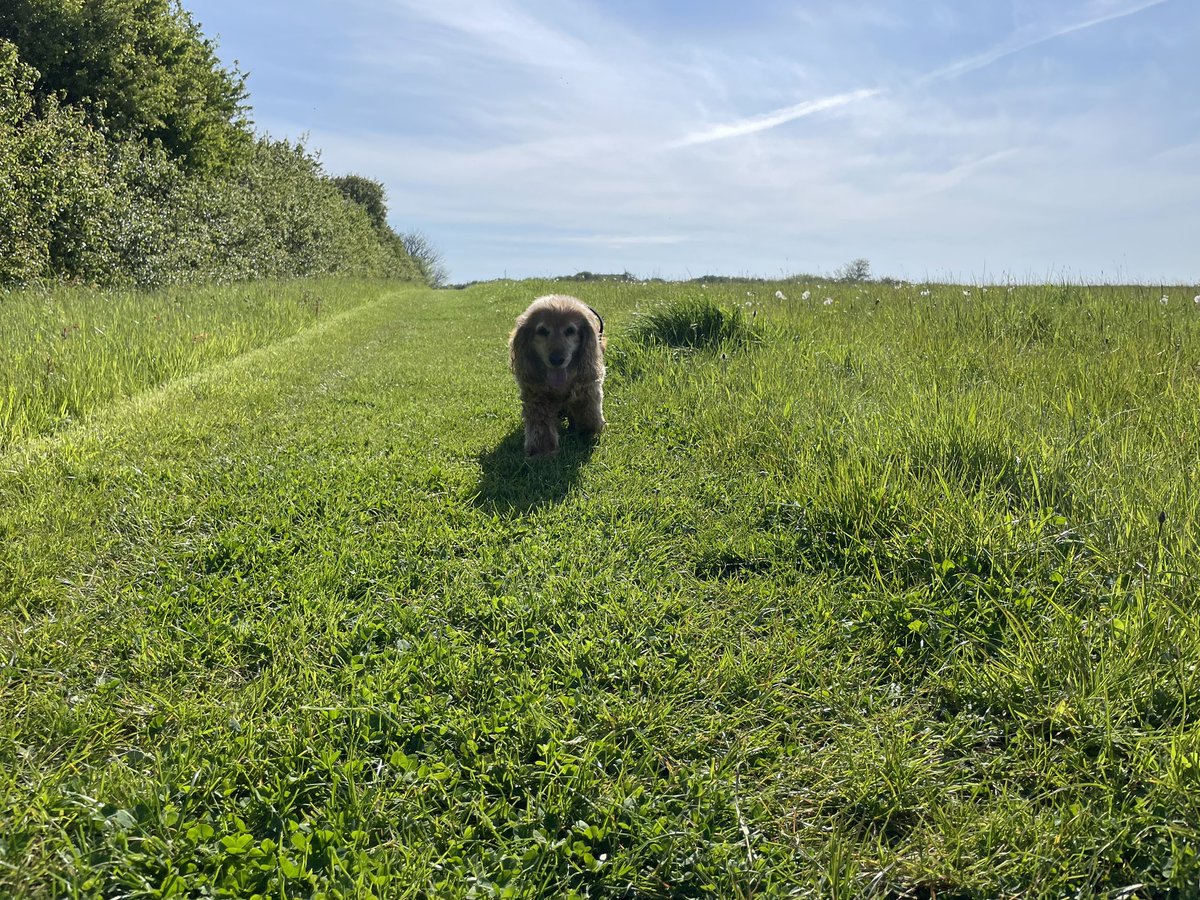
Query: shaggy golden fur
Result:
<box><xmin>509</xmin><ymin>295</ymin><xmax>606</xmax><ymax>459</ymax></box>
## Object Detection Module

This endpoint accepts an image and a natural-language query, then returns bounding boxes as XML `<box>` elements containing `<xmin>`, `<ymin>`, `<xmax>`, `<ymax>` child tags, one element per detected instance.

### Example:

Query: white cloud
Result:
<box><xmin>672</xmin><ymin>89</ymin><xmax>882</xmax><ymax>147</ymax></box>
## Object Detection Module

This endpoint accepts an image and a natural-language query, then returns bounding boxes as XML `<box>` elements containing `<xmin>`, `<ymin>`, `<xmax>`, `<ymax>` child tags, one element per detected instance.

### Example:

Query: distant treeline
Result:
<box><xmin>0</xmin><ymin>0</ymin><xmax>421</xmax><ymax>286</ymax></box>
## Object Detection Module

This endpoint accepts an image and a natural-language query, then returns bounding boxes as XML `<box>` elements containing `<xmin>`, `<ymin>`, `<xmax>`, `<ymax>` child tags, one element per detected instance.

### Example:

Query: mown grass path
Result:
<box><xmin>2</xmin><ymin>280</ymin><xmax>1199</xmax><ymax>897</ymax></box>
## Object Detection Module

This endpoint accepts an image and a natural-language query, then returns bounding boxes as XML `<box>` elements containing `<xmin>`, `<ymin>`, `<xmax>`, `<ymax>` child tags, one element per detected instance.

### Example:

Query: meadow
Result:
<box><xmin>1</xmin><ymin>276</ymin><xmax>1199</xmax><ymax>897</ymax></box>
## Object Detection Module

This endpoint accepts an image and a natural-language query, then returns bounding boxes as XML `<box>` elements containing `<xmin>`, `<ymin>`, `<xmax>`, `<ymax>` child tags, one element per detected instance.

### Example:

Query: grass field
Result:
<box><xmin>2</xmin><ymin>277</ymin><xmax>1199</xmax><ymax>897</ymax></box>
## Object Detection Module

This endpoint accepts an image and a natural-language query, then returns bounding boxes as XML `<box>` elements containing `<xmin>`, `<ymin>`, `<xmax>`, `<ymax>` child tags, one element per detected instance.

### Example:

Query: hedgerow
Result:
<box><xmin>0</xmin><ymin>6</ymin><xmax>421</xmax><ymax>286</ymax></box>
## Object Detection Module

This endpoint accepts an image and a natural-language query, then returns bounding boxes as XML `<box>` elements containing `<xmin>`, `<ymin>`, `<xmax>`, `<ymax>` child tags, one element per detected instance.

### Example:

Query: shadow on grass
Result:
<box><xmin>473</xmin><ymin>426</ymin><xmax>597</xmax><ymax>514</ymax></box>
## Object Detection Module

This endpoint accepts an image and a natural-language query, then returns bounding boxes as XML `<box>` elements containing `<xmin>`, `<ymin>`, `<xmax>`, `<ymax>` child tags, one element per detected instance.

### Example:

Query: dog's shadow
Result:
<box><xmin>473</xmin><ymin>426</ymin><xmax>597</xmax><ymax>514</ymax></box>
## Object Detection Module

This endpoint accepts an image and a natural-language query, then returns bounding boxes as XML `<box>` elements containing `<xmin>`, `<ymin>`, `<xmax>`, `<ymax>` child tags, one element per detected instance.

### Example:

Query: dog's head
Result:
<box><xmin>510</xmin><ymin>295</ymin><xmax>604</xmax><ymax>392</ymax></box>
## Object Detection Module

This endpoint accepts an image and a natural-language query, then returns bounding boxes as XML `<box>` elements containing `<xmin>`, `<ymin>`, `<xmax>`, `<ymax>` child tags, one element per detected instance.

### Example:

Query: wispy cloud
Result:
<box><xmin>550</xmin><ymin>234</ymin><xmax>689</xmax><ymax>247</ymax></box>
<box><xmin>919</xmin><ymin>0</ymin><xmax>1171</xmax><ymax>85</ymax></box>
<box><xmin>894</xmin><ymin>148</ymin><xmax>1024</xmax><ymax>196</ymax></box>
<box><xmin>672</xmin><ymin>0</ymin><xmax>1170</xmax><ymax>151</ymax></box>
<box><xmin>673</xmin><ymin>88</ymin><xmax>881</xmax><ymax>147</ymax></box>
<box><xmin>377</xmin><ymin>0</ymin><xmax>598</xmax><ymax>72</ymax></box>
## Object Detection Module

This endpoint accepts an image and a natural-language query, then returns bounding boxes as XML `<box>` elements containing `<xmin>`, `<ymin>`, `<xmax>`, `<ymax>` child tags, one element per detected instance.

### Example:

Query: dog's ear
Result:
<box><xmin>571</xmin><ymin>309</ymin><xmax>605</xmax><ymax>379</ymax></box>
<box><xmin>509</xmin><ymin>312</ymin><xmax>539</xmax><ymax>384</ymax></box>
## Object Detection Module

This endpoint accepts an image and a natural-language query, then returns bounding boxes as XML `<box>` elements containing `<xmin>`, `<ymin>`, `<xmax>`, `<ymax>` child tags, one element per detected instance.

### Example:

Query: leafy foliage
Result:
<box><xmin>0</xmin><ymin>0</ymin><xmax>425</xmax><ymax>287</ymax></box>
<box><xmin>1</xmin><ymin>42</ymin><xmax>121</xmax><ymax>282</ymax></box>
<box><xmin>127</xmin><ymin>137</ymin><xmax>420</xmax><ymax>284</ymax></box>
<box><xmin>0</xmin><ymin>0</ymin><xmax>250</xmax><ymax>173</ymax></box>
<box><xmin>0</xmin><ymin>33</ymin><xmax>419</xmax><ymax>285</ymax></box>
<box><xmin>332</xmin><ymin>174</ymin><xmax>388</xmax><ymax>230</ymax></box>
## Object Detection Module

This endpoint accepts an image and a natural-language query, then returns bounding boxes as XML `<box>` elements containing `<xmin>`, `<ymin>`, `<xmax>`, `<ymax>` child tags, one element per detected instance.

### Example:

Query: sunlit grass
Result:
<box><xmin>1</xmin><ymin>276</ymin><xmax>1198</xmax><ymax>897</ymax></box>
<box><xmin>0</xmin><ymin>278</ymin><xmax>396</xmax><ymax>448</ymax></box>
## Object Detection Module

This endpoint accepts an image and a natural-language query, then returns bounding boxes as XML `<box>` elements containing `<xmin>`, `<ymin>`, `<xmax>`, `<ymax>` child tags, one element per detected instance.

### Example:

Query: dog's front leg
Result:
<box><xmin>567</xmin><ymin>384</ymin><xmax>606</xmax><ymax>437</ymax></box>
<box><xmin>523</xmin><ymin>403</ymin><xmax>560</xmax><ymax>459</ymax></box>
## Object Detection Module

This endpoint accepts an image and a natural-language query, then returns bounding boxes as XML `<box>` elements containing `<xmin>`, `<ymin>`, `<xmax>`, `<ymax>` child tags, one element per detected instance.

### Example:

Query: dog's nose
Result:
<box><xmin>548</xmin><ymin>353</ymin><xmax>566</xmax><ymax>367</ymax></box>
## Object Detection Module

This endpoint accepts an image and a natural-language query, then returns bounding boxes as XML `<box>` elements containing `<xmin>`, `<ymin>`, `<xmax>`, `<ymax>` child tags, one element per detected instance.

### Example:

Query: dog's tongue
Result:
<box><xmin>547</xmin><ymin>367</ymin><xmax>568</xmax><ymax>391</ymax></box>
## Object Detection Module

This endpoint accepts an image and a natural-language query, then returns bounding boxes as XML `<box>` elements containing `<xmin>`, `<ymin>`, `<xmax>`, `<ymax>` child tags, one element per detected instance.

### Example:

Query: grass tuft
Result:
<box><xmin>629</xmin><ymin>294</ymin><xmax>760</xmax><ymax>349</ymax></box>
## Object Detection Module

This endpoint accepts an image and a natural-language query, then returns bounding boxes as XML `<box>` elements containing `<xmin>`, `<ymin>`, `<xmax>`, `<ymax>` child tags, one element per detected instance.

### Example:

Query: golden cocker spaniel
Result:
<box><xmin>509</xmin><ymin>295</ymin><xmax>606</xmax><ymax>459</ymax></box>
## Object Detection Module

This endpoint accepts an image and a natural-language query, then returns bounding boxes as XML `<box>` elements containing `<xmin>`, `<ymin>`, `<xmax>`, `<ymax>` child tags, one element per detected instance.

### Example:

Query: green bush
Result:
<box><xmin>0</xmin><ymin>0</ymin><xmax>423</xmax><ymax>289</ymax></box>
<box><xmin>99</xmin><ymin>138</ymin><xmax>421</xmax><ymax>285</ymax></box>
<box><xmin>0</xmin><ymin>37</ymin><xmax>420</xmax><ymax>287</ymax></box>
<box><xmin>0</xmin><ymin>41</ymin><xmax>118</xmax><ymax>282</ymax></box>
<box><xmin>0</xmin><ymin>0</ymin><xmax>250</xmax><ymax>174</ymax></box>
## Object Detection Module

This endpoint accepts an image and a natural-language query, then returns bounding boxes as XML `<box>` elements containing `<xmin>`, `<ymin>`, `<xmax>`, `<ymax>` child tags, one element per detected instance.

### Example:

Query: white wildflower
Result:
<box><xmin>823</xmin><ymin>297</ymin><xmax>833</xmax><ymax>305</ymax></box>
<box><xmin>801</xmin><ymin>290</ymin><xmax>811</xmax><ymax>300</ymax></box>
<box><xmin>775</xmin><ymin>290</ymin><xmax>786</xmax><ymax>300</ymax></box>
<box><xmin>920</xmin><ymin>289</ymin><xmax>931</xmax><ymax>297</ymax></box>
<box><xmin>1161</xmin><ymin>295</ymin><xmax>1170</xmax><ymax>305</ymax></box>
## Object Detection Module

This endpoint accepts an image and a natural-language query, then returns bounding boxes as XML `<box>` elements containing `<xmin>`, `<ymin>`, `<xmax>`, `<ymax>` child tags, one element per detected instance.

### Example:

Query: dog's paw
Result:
<box><xmin>526</xmin><ymin>445</ymin><xmax>559</xmax><ymax>460</ymax></box>
<box><xmin>524</xmin><ymin>421</ymin><xmax>560</xmax><ymax>459</ymax></box>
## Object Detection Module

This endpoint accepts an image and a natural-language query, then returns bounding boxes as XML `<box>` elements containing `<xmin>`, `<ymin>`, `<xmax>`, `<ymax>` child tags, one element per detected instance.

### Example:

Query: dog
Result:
<box><xmin>509</xmin><ymin>295</ymin><xmax>606</xmax><ymax>459</ymax></box>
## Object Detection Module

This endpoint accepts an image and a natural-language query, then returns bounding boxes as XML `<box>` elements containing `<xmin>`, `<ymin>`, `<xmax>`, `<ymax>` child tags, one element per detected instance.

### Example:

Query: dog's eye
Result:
<box><xmin>564</xmin><ymin>325</ymin><xmax>577</xmax><ymax>336</ymax></box>
<box><xmin>535</xmin><ymin>325</ymin><xmax>550</xmax><ymax>337</ymax></box>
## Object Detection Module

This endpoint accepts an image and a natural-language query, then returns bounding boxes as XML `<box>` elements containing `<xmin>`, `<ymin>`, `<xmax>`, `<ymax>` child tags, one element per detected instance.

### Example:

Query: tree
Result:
<box><xmin>0</xmin><ymin>0</ymin><xmax>250</xmax><ymax>172</ymax></box>
<box><xmin>834</xmin><ymin>257</ymin><xmax>871</xmax><ymax>282</ymax></box>
<box><xmin>331</xmin><ymin>174</ymin><xmax>388</xmax><ymax>230</ymax></box>
<box><xmin>401</xmin><ymin>231</ymin><xmax>449</xmax><ymax>288</ymax></box>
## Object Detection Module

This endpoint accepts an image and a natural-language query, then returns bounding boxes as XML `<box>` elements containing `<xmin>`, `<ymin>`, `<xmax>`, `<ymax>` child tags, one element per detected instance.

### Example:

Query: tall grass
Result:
<box><xmin>0</xmin><ymin>278</ymin><xmax>401</xmax><ymax>448</ymax></box>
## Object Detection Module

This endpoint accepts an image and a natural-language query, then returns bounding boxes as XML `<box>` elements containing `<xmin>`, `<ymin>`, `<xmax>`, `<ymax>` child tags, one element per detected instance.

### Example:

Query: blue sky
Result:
<box><xmin>187</xmin><ymin>0</ymin><xmax>1198</xmax><ymax>284</ymax></box>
